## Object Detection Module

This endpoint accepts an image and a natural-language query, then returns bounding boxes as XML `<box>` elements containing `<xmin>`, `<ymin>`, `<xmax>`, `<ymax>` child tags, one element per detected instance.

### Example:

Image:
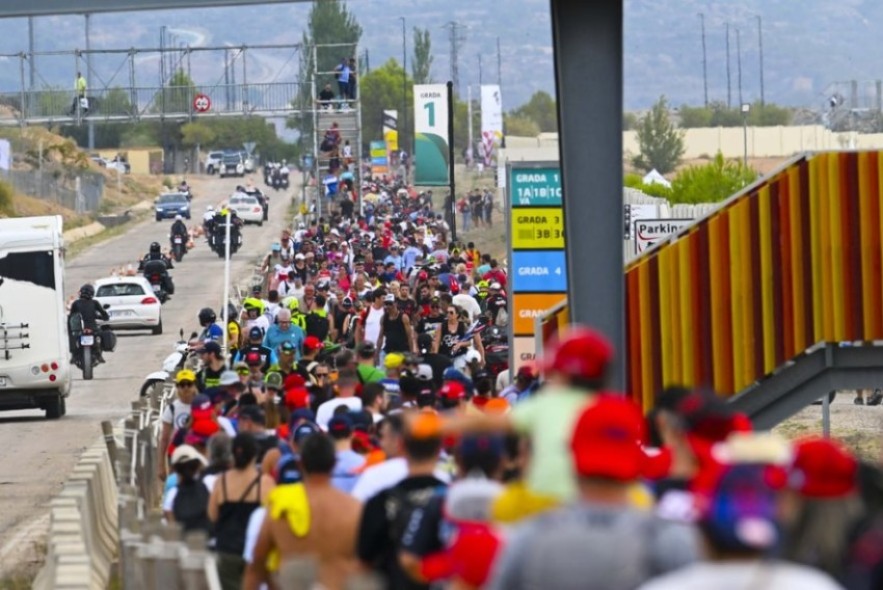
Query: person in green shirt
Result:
<box><xmin>355</xmin><ymin>342</ymin><xmax>385</xmax><ymax>384</ymax></box>
<box><xmin>70</xmin><ymin>72</ymin><xmax>88</xmax><ymax>116</ymax></box>
<box><xmin>442</xmin><ymin>326</ymin><xmax>613</xmax><ymax>503</ymax></box>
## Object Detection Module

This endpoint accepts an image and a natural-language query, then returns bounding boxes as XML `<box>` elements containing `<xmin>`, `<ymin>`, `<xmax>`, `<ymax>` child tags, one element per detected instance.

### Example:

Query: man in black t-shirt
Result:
<box><xmin>357</xmin><ymin>415</ymin><xmax>448</xmax><ymax>590</ymax></box>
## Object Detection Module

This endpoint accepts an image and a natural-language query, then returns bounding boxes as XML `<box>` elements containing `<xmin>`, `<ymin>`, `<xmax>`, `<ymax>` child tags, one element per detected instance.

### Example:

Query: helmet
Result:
<box><xmin>149</xmin><ymin>242</ymin><xmax>161</xmax><ymax>254</ymax></box>
<box><xmin>243</xmin><ymin>297</ymin><xmax>264</xmax><ymax>315</ymax></box>
<box><xmin>198</xmin><ymin>307</ymin><xmax>217</xmax><ymax>327</ymax></box>
<box><xmin>543</xmin><ymin>326</ymin><xmax>614</xmax><ymax>382</ymax></box>
<box><xmin>174</xmin><ymin>214</ymin><xmax>183</xmax><ymax>221</ymax></box>
<box><xmin>79</xmin><ymin>284</ymin><xmax>95</xmax><ymax>299</ymax></box>
<box><xmin>206</xmin><ymin>205</ymin><xmax>214</xmax><ymax>212</ymax></box>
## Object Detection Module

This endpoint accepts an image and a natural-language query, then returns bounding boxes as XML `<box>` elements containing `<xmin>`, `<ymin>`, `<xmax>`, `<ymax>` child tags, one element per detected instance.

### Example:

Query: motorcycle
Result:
<box><xmin>139</xmin><ymin>329</ymin><xmax>198</xmax><ymax>398</ymax></box>
<box><xmin>171</xmin><ymin>234</ymin><xmax>187</xmax><ymax>262</ymax></box>
<box><xmin>482</xmin><ymin>323</ymin><xmax>510</xmax><ymax>378</ymax></box>
<box><xmin>69</xmin><ymin>312</ymin><xmax>115</xmax><ymax>381</ymax></box>
<box><xmin>142</xmin><ymin>259</ymin><xmax>171</xmax><ymax>303</ymax></box>
<box><xmin>279</xmin><ymin>167</ymin><xmax>290</xmax><ymax>190</ymax></box>
<box><xmin>179</xmin><ymin>187</ymin><xmax>193</xmax><ymax>201</ymax></box>
<box><xmin>210</xmin><ymin>222</ymin><xmax>242</xmax><ymax>258</ymax></box>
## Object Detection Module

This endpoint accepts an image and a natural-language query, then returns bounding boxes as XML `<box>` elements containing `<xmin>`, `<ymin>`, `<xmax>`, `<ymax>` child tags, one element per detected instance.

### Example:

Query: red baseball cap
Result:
<box><xmin>439</xmin><ymin>380</ymin><xmax>466</xmax><ymax>401</ymax></box>
<box><xmin>543</xmin><ymin>326</ymin><xmax>614</xmax><ymax>382</ymax></box>
<box><xmin>284</xmin><ymin>373</ymin><xmax>306</xmax><ymax>390</ymax></box>
<box><xmin>284</xmin><ymin>387</ymin><xmax>310</xmax><ymax>410</ymax></box>
<box><xmin>789</xmin><ymin>437</ymin><xmax>858</xmax><ymax>499</ymax></box>
<box><xmin>303</xmin><ymin>336</ymin><xmax>324</xmax><ymax>351</ymax></box>
<box><xmin>570</xmin><ymin>395</ymin><xmax>646</xmax><ymax>481</ymax></box>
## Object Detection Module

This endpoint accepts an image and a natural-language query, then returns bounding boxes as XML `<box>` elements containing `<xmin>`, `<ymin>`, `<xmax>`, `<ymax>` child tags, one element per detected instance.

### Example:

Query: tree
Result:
<box><xmin>412</xmin><ymin>27</ymin><xmax>433</xmax><ymax>84</ymax></box>
<box><xmin>102</xmin><ymin>86</ymin><xmax>133</xmax><ymax>116</ymax></box>
<box><xmin>509</xmin><ymin>91</ymin><xmax>557</xmax><ymax>133</ymax></box>
<box><xmin>180</xmin><ymin>122</ymin><xmax>217</xmax><ymax>148</ymax></box>
<box><xmin>157</xmin><ymin>69</ymin><xmax>197</xmax><ymax>115</ymax></box>
<box><xmin>678</xmin><ymin>100</ymin><xmax>792</xmax><ymax>128</ymax></box>
<box><xmin>290</xmin><ymin>0</ymin><xmax>362</xmax><ymax>143</ymax></box>
<box><xmin>361</xmin><ymin>58</ymin><xmax>413</xmax><ymax>149</ymax></box>
<box><xmin>669</xmin><ymin>152</ymin><xmax>757</xmax><ymax>204</ymax></box>
<box><xmin>623</xmin><ymin>112</ymin><xmax>638</xmax><ymax>131</ymax></box>
<box><xmin>503</xmin><ymin>113</ymin><xmax>540</xmax><ymax>137</ymax></box>
<box><xmin>633</xmin><ymin>96</ymin><xmax>684</xmax><ymax>174</ymax></box>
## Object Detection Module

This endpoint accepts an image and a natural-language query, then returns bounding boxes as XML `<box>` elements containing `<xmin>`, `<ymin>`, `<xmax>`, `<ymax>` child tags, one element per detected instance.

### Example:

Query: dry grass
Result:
<box><xmin>0</xmin><ymin>541</ymin><xmax>46</xmax><ymax>590</ymax></box>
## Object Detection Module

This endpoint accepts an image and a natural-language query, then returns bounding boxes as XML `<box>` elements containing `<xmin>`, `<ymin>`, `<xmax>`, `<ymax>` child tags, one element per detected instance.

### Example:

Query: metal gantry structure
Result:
<box><xmin>310</xmin><ymin>42</ymin><xmax>363</xmax><ymax>218</ymax></box>
<box><xmin>0</xmin><ymin>42</ymin><xmax>305</xmax><ymax>127</ymax></box>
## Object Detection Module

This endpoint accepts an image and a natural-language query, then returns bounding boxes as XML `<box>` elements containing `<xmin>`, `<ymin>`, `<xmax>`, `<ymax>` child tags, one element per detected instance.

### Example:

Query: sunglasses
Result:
<box><xmin>236</xmin><ymin>369</ymin><xmax>250</xmax><ymax>376</ymax></box>
<box><xmin>177</xmin><ymin>381</ymin><xmax>195</xmax><ymax>387</ymax></box>
<box><xmin>315</xmin><ymin>372</ymin><xmax>330</xmax><ymax>378</ymax></box>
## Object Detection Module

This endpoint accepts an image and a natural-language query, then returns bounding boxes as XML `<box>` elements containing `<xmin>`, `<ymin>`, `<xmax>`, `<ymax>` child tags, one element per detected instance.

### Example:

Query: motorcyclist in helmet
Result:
<box><xmin>197</xmin><ymin>307</ymin><xmax>224</xmax><ymax>343</ymax></box>
<box><xmin>170</xmin><ymin>215</ymin><xmax>189</xmax><ymax>248</ymax></box>
<box><xmin>69</xmin><ymin>284</ymin><xmax>110</xmax><ymax>363</ymax></box>
<box><xmin>138</xmin><ymin>242</ymin><xmax>176</xmax><ymax>297</ymax></box>
<box><xmin>138</xmin><ymin>241</ymin><xmax>174</xmax><ymax>270</ymax></box>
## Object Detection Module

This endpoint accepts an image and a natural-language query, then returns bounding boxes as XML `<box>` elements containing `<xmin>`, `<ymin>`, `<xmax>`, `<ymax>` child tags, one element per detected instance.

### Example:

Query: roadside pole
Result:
<box><xmin>222</xmin><ymin>211</ymin><xmax>231</xmax><ymax>368</ymax></box>
<box><xmin>447</xmin><ymin>81</ymin><xmax>457</xmax><ymax>242</ymax></box>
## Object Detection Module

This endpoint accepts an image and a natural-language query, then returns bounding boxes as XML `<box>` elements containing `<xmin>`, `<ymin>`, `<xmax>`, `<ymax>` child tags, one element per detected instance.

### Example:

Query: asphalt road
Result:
<box><xmin>0</xmin><ymin>173</ymin><xmax>294</xmax><ymax>574</ymax></box>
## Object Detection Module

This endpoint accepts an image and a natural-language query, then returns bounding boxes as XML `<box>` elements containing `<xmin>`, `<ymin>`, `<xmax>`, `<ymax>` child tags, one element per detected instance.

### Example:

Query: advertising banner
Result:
<box><xmin>382</xmin><ymin>110</ymin><xmax>398</xmax><ymax>153</ymax></box>
<box><xmin>480</xmin><ymin>85</ymin><xmax>503</xmax><ymax>165</ymax></box>
<box><xmin>370</xmin><ymin>141</ymin><xmax>388</xmax><ymax>175</ymax></box>
<box><xmin>413</xmin><ymin>84</ymin><xmax>450</xmax><ymax>186</ymax></box>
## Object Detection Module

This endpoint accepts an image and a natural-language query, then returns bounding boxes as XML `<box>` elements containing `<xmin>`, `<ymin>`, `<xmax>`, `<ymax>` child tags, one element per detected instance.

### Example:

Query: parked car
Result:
<box><xmin>241</xmin><ymin>152</ymin><xmax>256</xmax><ymax>173</ymax></box>
<box><xmin>93</xmin><ymin>276</ymin><xmax>163</xmax><ymax>335</ymax></box>
<box><xmin>105</xmin><ymin>156</ymin><xmax>130</xmax><ymax>174</ymax></box>
<box><xmin>219</xmin><ymin>153</ymin><xmax>245</xmax><ymax>178</ymax></box>
<box><xmin>205</xmin><ymin>151</ymin><xmax>225</xmax><ymax>175</ymax></box>
<box><xmin>155</xmin><ymin>192</ymin><xmax>191</xmax><ymax>221</ymax></box>
<box><xmin>228</xmin><ymin>193</ymin><xmax>264</xmax><ymax>225</ymax></box>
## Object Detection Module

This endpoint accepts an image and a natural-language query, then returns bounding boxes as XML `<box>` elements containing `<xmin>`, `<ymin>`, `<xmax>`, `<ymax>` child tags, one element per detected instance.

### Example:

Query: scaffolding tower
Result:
<box><xmin>310</xmin><ymin>42</ymin><xmax>363</xmax><ymax>219</ymax></box>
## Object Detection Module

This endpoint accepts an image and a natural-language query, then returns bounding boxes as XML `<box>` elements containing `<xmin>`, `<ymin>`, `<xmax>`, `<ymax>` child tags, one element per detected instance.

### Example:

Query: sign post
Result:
<box><xmin>413</xmin><ymin>84</ymin><xmax>450</xmax><ymax>186</ymax></box>
<box><xmin>506</xmin><ymin>162</ymin><xmax>568</xmax><ymax>373</ymax></box>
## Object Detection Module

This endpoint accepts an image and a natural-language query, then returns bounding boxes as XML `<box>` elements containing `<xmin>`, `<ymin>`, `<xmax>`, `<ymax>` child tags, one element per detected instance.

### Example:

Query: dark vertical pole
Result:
<box><xmin>400</xmin><ymin>17</ymin><xmax>407</xmax><ymax>159</ymax></box>
<box><xmin>85</xmin><ymin>14</ymin><xmax>94</xmax><ymax>149</ymax></box>
<box><xmin>757</xmin><ymin>15</ymin><xmax>765</xmax><ymax>106</ymax></box>
<box><xmin>550</xmin><ymin>0</ymin><xmax>624</xmax><ymax>386</ymax></box>
<box><xmin>725</xmin><ymin>22</ymin><xmax>731</xmax><ymax>108</ymax></box>
<box><xmin>447</xmin><ymin>81</ymin><xmax>457</xmax><ymax>243</ymax></box>
<box><xmin>497</xmin><ymin>36</ymin><xmax>505</xmax><ymax>148</ymax></box>
<box><xmin>700</xmin><ymin>13</ymin><xmax>708</xmax><ymax>107</ymax></box>
<box><xmin>28</xmin><ymin>16</ymin><xmax>35</xmax><ymax>119</ymax></box>
<box><xmin>736</xmin><ymin>27</ymin><xmax>743</xmax><ymax>106</ymax></box>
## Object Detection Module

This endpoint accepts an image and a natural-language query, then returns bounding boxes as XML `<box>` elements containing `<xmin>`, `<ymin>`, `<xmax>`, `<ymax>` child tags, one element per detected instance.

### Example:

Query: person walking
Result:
<box><xmin>69</xmin><ymin>71</ymin><xmax>87</xmax><ymax>116</ymax></box>
<box><xmin>208</xmin><ymin>433</ymin><xmax>275</xmax><ymax>590</ymax></box>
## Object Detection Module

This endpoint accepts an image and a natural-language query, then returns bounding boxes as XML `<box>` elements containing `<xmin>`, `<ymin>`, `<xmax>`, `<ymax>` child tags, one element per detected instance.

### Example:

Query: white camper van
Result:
<box><xmin>0</xmin><ymin>216</ymin><xmax>71</xmax><ymax>418</ymax></box>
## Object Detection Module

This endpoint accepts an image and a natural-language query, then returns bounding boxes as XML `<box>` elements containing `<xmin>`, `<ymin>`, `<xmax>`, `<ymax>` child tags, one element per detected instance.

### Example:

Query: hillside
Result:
<box><xmin>0</xmin><ymin>1</ymin><xmax>879</xmax><ymax>111</ymax></box>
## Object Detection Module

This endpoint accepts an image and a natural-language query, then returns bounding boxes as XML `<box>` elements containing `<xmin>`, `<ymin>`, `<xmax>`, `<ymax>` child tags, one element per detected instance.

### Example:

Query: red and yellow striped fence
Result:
<box><xmin>625</xmin><ymin>151</ymin><xmax>883</xmax><ymax>410</ymax></box>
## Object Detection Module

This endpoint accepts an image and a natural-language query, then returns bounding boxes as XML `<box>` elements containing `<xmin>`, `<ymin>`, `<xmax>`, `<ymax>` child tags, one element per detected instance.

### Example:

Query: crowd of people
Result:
<box><xmin>154</xmin><ymin>185</ymin><xmax>883</xmax><ymax>590</ymax></box>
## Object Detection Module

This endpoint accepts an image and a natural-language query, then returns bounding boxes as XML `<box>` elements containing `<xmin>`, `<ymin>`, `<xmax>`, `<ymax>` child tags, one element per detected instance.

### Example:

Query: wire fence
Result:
<box><xmin>1</xmin><ymin>168</ymin><xmax>105</xmax><ymax>213</ymax></box>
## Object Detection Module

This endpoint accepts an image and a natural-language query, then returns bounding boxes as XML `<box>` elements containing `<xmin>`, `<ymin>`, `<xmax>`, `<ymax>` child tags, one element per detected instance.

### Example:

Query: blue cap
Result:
<box><xmin>292</xmin><ymin>422</ymin><xmax>320</xmax><ymax>445</ymax></box>
<box><xmin>327</xmin><ymin>415</ymin><xmax>353</xmax><ymax>437</ymax></box>
<box><xmin>275</xmin><ymin>454</ymin><xmax>303</xmax><ymax>485</ymax></box>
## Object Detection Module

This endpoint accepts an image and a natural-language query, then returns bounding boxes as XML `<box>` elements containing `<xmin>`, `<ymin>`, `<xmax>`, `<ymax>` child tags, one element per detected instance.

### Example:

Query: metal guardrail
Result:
<box><xmin>0</xmin><ymin>82</ymin><xmax>305</xmax><ymax>126</ymax></box>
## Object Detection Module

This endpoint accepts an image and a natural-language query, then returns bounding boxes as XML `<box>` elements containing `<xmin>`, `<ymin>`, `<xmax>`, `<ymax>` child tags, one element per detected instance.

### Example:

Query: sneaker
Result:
<box><xmin>854</xmin><ymin>396</ymin><xmax>865</xmax><ymax>406</ymax></box>
<box><xmin>869</xmin><ymin>390</ymin><xmax>883</xmax><ymax>406</ymax></box>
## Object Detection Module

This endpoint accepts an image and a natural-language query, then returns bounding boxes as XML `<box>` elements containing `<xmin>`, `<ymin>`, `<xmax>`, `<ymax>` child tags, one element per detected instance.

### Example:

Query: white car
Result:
<box><xmin>205</xmin><ymin>151</ymin><xmax>224</xmax><ymax>175</ymax></box>
<box><xmin>228</xmin><ymin>193</ymin><xmax>264</xmax><ymax>225</ymax></box>
<box><xmin>93</xmin><ymin>276</ymin><xmax>163</xmax><ymax>335</ymax></box>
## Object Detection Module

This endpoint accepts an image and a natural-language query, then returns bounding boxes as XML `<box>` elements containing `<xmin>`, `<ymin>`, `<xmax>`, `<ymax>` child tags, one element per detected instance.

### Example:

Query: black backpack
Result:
<box><xmin>305</xmin><ymin>313</ymin><xmax>330</xmax><ymax>341</ymax></box>
<box><xmin>172</xmin><ymin>479</ymin><xmax>211</xmax><ymax>534</ymax></box>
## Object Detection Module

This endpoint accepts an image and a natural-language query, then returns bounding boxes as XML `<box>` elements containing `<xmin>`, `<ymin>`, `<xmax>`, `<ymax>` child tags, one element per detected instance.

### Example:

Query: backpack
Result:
<box><xmin>172</xmin><ymin>480</ymin><xmax>211</xmax><ymax>534</ymax></box>
<box><xmin>387</xmin><ymin>483</ymin><xmax>447</xmax><ymax>550</ymax></box>
<box><xmin>305</xmin><ymin>313</ymin><xmax>330</xmax><ymax>341</ymax></box>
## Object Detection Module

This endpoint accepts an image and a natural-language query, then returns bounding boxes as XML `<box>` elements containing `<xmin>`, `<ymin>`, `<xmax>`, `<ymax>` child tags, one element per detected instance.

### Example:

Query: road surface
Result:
<box><xmin>0</xmin><ymin>173</ymin><xmax>295</xmax><ymax>574</ymax></box>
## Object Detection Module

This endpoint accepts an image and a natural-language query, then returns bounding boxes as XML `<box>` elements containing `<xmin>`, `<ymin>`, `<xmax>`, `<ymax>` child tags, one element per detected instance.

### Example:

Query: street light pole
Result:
<box><xmin>741</xmin><ymin>103</ymin><xmax>750</xmax><ymax>169</ymax></box>
<box><xmin>399</xmin><ymin>17</ymin><xmax>407</xmax><ymax>167</ymax></box>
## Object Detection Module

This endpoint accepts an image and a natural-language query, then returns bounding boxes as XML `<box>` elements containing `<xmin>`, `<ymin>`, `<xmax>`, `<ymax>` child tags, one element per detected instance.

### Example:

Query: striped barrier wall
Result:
<box><xmin>625</xmin><ymin>151</ymin><xmax>883</xmax><ymax>410</ymax></box>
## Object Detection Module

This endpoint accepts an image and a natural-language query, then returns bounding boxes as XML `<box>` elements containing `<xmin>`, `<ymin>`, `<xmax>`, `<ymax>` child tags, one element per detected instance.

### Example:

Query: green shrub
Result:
<box><xmin>0</xmin><ymin>180</ymin><xmax>14</xmax><ymax>216</ymax></box>
<box><xmin>162</xmin><ymin>177</ymin><xmax>173</xmax><ymax>189</ymax></box>
<box><xmin>669</xmin><ymin>152</ymin><xmax>757</xmax><ymax>204</ymax></box>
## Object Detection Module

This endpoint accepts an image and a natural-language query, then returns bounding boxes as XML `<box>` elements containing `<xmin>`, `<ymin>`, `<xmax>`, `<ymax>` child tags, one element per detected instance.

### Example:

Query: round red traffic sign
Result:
<box><xmin>193</xmin><ymin>93</ymin><xmax>211</xmax><ymax>113</ymax></box>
